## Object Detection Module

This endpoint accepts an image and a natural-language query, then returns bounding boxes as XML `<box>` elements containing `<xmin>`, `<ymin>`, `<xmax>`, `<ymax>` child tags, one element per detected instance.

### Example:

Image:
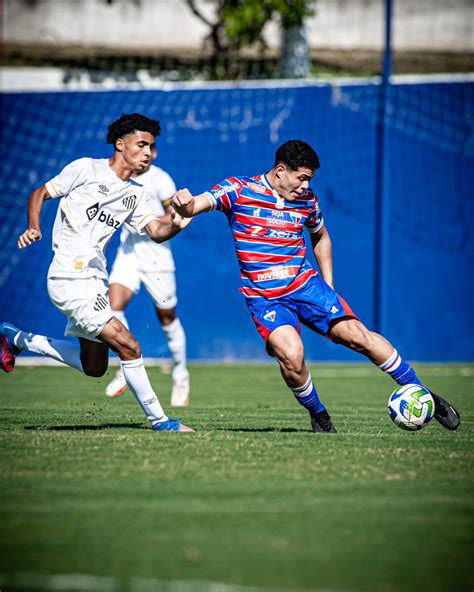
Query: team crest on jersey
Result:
<box><xmin>98</xmin><ymin>184</ymin><xmax>109</xmax><ymax>194</ymax></box>
<box><xmin>123</xmin><ymin>195</ymin><xmax>137</xmax><ymax>209</ymax></box>
<box><xmin>247</xmin><ymin>182</ymin><xmax>267</xmax><ymax>194</ymax></box>
<box><xmin>86</xmin><ymin>202</ymin><xmax>100</xmax><ymax>220</ymax></box>
<box><xmin>263</xmin><ymin>310</ymin><xmax>276</xmax><ymax>322</ymax></box>
<box><xmin>289</xmin><ymin>213</ymin><xmax>302</xmax><ymax>225</ymax></box>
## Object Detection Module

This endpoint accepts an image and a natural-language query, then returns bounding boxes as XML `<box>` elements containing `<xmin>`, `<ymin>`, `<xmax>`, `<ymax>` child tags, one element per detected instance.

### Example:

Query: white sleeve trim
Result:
<box><xmin>135</xmin><ymin>213</ymin><xmax>159</xmax><ymax>235</ymax></box>
<box><xmin>203</xmin><ymin>192</ymin><xmax>217</xmax><ymax>211</ymax></box>
<box><xmin>45</xmin><ymin>180</ymin><xmax>60</xmax><ymax>198</ymax></box>
<box><xmin>305</xmin><ymin>218</ymin><xmax>324</xmax><ymax>234</ymax></box>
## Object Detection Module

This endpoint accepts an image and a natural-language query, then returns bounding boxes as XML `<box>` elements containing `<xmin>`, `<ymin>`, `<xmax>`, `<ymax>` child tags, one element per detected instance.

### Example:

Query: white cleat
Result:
<box><xmin>171</xmin><ymin>372</ymin><xmax>190</xmax><ymax>407</ymax></box>
<box><xmin>105</xmin><ymin>369</ymin><xmax>128</xmax><ymax>398</ymax></box>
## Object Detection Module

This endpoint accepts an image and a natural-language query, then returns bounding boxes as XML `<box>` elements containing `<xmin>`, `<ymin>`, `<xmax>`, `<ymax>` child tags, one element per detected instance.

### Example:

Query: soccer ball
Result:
<box><xmin>387</xmin><ymin>384</ymin><xmax>435</xmax><ymax>431</ymax></box>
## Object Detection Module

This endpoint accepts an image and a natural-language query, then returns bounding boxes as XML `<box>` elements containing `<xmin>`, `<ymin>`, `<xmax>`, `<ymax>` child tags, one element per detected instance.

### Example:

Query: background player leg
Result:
<box><xmin>156</xmin><ymin>306</ymin><xmax>190</xmax><ymax>407</ymax></box>
<box><xmin>328</xmin><ymin>318</ymin><xmax>460</xmax><ymax>430</ymax></box>
<box><xmin>267</xmin><ymin>325</ymin><xmax>336</xmax><ymax>433</ymax></box>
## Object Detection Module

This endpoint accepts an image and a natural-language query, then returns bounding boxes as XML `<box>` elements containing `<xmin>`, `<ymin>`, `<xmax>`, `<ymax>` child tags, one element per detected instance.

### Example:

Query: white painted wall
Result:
<box><xmin>3</xmin><ymin>0</ymin><xmax>474</xmax><ymax>51</ymax></box>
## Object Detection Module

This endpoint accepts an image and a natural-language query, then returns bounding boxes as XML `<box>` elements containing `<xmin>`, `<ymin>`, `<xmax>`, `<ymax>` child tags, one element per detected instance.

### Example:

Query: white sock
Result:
<box><xmin>162</xmin><ymin>318</ymin><xmax>188</xmax><ymax>382</ymax></box>
<box><xmin>112</xmin><ymin>309</ymin><xmax>129</xmax><ymax>329</ymax></box>
<box><xmin>121</xmin><ymin>357</ymin><xmax>167</xmax><ymax>426</ymax></box>
<box><xmin>14</xmin><ymin>331</ymin><xmax>84</xmax><ymax>373</ymax></box>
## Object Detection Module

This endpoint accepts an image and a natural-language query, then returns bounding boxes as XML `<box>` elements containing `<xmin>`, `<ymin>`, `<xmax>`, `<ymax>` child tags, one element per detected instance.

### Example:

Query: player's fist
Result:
<box><xmin>171</xmin><ymin>188</ymin><xmax>194</xmax><ymax>217</ymax></box>
<box><xmin>18</xmin><ymin>228</ymin><xmax>42</xmax><ymax>249</ymax></box>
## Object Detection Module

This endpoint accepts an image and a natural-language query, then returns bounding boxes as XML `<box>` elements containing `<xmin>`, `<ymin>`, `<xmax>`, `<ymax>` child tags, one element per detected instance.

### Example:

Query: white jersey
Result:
<box><xmin>119</xmin><ymin>164</ymin><xmax>176</xmax><ymax>272</ymax></box>
<box><xmin>45</xmin><ymin>158</ymin><xmax>156</xmax><ymax>280</ymax></box>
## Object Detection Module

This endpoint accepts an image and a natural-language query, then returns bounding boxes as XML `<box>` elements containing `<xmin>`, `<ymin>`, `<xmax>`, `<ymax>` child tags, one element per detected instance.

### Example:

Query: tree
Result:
<box><xmin>184</xmin><ymin>0</ymin><xmax>315</xmax><ymax>79</ymax></box>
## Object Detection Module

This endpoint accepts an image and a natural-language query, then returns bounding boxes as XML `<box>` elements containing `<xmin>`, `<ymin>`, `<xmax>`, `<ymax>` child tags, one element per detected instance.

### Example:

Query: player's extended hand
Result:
<box><xmin>171</xmin><ymin>210</ymin><xmax>192</xmax><ymax>230</ymax></box>
<box><xmin>171</xmin><ymin>188</ymin><xmax>194</xmax><ymax>217</ymax></box>
<box><xmin>18</xmin><ymin>228</ymin><xmax>42</xmax><ymax>249</ymax></box>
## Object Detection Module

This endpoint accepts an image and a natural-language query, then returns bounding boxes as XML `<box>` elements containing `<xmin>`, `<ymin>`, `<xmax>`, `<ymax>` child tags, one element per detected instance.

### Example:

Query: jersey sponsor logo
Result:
<box><xmin>263</xmin><ymin>310</ymin><xmax>276</xmax><ymax>322</ymax></box>
<box><xmin>330</xmin><ymin>306</ymin><xmax>339</xmax><ymax>313</ymax></box>
<box><xmin>123</xmin><ymin>194</ymin><xmax>137</xmax><ymax>209</ymax></box>
<box><xmin>252</xmin><ymin>207</ymin><xmax>261</xmax><ymax>217</ymax></box>
<box><xmin>212</xmin><ymin>182</ymin><xmax>239</xmax><ymax>199</ymax></box>
<box><xmin>268</xmin><ymin>228</ymin><xmax>298</xmax><ymax>239</ymax></box>
<box><xmin>98</xmin><ymin>184</ymin><xmax>109</xmax><ymax>194</ymax></box>
<box><xmin>257</xmin><ymin>266</ymin><xmax>291</xmax><ymax>282</ymax></box>
<box><xmin>98</xmin><ymin>210</ymin><xmax>121</xmax><ymax>230</ymax></box>
<box><xmin>268</xmin><ymin>216</ymin><xmax>288</xmax><ymax>226</ymax></box>
<box><xmin>247</xmin><ymin>182</ymin><xmax>267</xmax><ymax>194</ymax></box>
<box><xmin>86</xmin><ymin>202</ymin><xmax>100</xmax><ymax>220</ymax></box>
<box><xmin>93</xmin><ymin>293</ymin><xmax>109</xmax><ymax>312</ymax></box>
<box><xmin>245</xmin><ymin>226</ymin><xmax>267</xmax><ymax>236</ymax></box>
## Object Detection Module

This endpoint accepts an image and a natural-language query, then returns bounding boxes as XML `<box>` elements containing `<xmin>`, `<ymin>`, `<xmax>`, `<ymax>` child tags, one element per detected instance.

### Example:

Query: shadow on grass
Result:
<box><xmin>216</xmin><ymin>427</ymin><xmax>302</xmax><ymax>433</ymax></box>
<box><xmin>24</xmin><ymin>422</ymin><xmax>146</xmax><ymax>431</ymax></box>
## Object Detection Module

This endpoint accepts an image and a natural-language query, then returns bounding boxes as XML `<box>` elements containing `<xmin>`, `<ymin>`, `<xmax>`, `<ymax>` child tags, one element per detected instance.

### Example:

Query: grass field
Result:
<box><xmin>0</xmin><ymin>362</ymin><xmax>472</xmax><ymax>592</ymax></box>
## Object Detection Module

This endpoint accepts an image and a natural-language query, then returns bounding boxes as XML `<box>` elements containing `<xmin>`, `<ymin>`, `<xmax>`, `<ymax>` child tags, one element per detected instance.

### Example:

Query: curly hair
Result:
<box><xmin>106</xmin><ymin>113</ymin><xmax>161</xmax><ymax>145</ymax></box>
<box><xmin>274</xmin><ymin>140</ymin><xmax>320</xmax><ymax>171</ymax></box>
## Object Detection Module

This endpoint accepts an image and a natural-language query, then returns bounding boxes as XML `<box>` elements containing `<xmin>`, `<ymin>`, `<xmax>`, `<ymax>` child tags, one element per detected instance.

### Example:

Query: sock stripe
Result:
<box><xmin>291</xmin><ymin>374</ymin><xmax>312</xmax><ymax>395</ymax></box>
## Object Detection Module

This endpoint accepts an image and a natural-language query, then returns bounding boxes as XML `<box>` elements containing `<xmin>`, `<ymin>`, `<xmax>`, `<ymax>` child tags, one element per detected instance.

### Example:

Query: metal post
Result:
<box><xmin>373</xmin><ymin>0</ymin><xmax>393</xmax><ymax>333</ymax></box>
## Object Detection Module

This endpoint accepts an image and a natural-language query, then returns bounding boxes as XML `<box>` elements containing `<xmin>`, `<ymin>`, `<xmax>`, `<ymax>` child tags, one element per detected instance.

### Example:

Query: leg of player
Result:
<box><xmin>98</xmin><ymin>317</ymin><xmax>193</xmax><ymax>432</ymax></box>
<box><xmin>156</xmin><ymin>306</ymin><xmax>190</xmax><ymax>407</ymax></box>
<box><xmin>104</xmin><ymin>282</ymin><xmax>134</xmax><ymax>398</ymax></box>
<box><xmin>328</xmin><ymin>318</ymin><xmax>460</xmax><ymax>430</ymax></box>
<box><xmin>0</xmin><ymin>321</ymin><xmax>94</xmax><ymax>374</ymax></box>
<box><xmin>267</xmin><ymin>325</ymin><xmax>337</xmax><ymax>433</ymax></box>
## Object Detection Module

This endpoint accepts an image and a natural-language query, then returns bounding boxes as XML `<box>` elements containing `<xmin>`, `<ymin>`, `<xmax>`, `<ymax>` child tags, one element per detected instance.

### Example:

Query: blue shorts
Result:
<box><xmin>245</xmin><ymin>274</ymin><xmax>357</xmax><ymax>355</ymax></box>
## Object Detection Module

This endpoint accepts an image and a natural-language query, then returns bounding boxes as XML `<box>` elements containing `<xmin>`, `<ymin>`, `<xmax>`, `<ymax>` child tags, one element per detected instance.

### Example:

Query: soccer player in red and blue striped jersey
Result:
<box><xmin>171</xmin><ymin>140</ymin><xmax>460</xmax><ymax>433</ymax></box>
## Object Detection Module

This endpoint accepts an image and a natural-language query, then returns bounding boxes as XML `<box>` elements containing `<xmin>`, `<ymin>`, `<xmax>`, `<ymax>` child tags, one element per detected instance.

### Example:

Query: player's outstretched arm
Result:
<box><xmin>310</xmin><ymin>225</ymin><xmax>334</xmax><ymax>289</ymax></box>
<box><xmin>144</xmin><ymin>212</ymin><xmax>192</xmax><ymax>244</ymax></box>
<box><xmin>171</xmin><ymin>189</ymin><xmax>212</xmax><ymax>218</ymax></box>
<box><xmin>18</xmin><ymin>184</ymin><xmax>51</xmax><ymax>249</ymax></box>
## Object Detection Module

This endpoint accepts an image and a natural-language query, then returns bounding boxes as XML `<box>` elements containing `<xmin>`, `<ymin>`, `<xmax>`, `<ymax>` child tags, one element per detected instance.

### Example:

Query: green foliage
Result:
<box><xmin>224</xmin><ymin>0</ymin><xmax>315</xmax><ymax>48</ymax></box>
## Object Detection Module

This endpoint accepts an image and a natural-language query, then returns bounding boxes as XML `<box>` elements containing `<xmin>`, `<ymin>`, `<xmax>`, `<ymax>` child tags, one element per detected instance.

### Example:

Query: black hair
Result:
<box><xmin>106</xmin><ymin>113</ymin><xmax>161</xmax><ymax>145</ymax></box>
<box><xmin>274</xmin><ymin>139</ymin><xmax>320</xmax><ymax>171</ymax></box>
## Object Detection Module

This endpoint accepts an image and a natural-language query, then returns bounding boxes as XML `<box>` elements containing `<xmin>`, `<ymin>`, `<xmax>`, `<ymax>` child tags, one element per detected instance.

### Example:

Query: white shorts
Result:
<box><xmin>109</xmin><ymin>247</ymin><xmax>177</xmax><ymax>310</ymax></box>
<box><xmin>47</xmin><ymin>276</ymin><xmax>113</xmax><ymax>342</ymax></box>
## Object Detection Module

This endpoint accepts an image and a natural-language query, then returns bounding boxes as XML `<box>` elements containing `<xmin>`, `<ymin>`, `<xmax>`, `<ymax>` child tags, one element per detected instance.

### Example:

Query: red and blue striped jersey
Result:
<box><xmin>204</xmin><ymin>174</ymin><xmax>324</xmax><ymax>299</ymax></box>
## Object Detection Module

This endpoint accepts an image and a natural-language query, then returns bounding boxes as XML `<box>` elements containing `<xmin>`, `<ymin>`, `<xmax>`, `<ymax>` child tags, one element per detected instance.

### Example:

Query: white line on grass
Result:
<box><xmin>0</xmin><ymin>573</ymin><xmax>357</xmax><ymax>592</ymax></box>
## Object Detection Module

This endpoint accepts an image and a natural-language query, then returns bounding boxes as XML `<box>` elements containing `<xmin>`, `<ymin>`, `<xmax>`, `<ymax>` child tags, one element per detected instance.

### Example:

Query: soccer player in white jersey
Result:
<box><xmin>105</xmin><ymin>150</ymin><xmax>190</xmax><ymax>406</ymax></box>
<box><xmin>0</xmin><ymin>113</ymin><xmax>193</xmax><ymax>432</ymax></box>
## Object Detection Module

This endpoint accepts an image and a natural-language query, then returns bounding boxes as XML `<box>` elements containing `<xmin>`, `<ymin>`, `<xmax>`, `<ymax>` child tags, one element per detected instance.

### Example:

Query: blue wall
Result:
<box><xmin>0</xmin><ymin>80</ymin><xmax>472</xmax><ymax>361</ymax></box>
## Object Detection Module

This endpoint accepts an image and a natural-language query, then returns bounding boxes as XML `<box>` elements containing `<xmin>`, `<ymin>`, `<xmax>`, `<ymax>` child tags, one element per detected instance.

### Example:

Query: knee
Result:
<box><xmin>277</xmin><ymin>342</ymin><xmax>305</xmax><ymax>375</ymax></box>
<box><xmin>331</xmin><ymin>321</ymin><xmax>373</xmax><ymax>353</ymax></box>
<box><xmin>116</xmin><ymin>329</ymin><xmax>141</xmax><ymax>359</ymax></box>
<box><xmin>157</xmin><ymin>308</ymin><xmax>176</xmax><ymax>326</ymax></box>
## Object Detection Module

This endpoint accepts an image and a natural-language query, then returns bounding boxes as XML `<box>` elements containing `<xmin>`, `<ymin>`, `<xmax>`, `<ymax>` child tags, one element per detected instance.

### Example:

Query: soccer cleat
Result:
<box><xmin>171</xmin><ymin>371</ymin><xmax>190</xmax><ymax>407</ymax></box>
<box><xmin>311</xmin><ymin>410</ymin><xmax>337</xmax><ymax>433</ymax></box>
<box><xmin>152</xmin><ymin>418</ymin><xmax>194</xmax><ymax>432</ymax></box>
<box><xmin>430</xmin><ymin>392</ymin><xmax>461</xmax><ymax>431</ymax></box>
<box><xmin>105</xmin><ymin>369</ymin><xmax>128</xmax><ymax>398</ymax></box>
<box><xmin>0</xmin><ymin>322</ymin><xmax>21</xmax><ymax>373</ymax></box>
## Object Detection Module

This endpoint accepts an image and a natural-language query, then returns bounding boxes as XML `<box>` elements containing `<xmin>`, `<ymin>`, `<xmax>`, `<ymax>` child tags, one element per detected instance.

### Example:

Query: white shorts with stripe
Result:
<box><xmin>47</xmin><ymin>276</ymin><xmax>112</xmax><ymax>342</ymax></box>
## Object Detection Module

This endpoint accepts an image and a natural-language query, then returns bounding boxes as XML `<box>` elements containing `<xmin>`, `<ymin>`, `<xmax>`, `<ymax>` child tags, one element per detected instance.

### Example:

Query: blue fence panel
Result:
<box><xmin>0</xmin><ymin>80</ymin><xmax>472</xmax><ymax>361</ymax></box>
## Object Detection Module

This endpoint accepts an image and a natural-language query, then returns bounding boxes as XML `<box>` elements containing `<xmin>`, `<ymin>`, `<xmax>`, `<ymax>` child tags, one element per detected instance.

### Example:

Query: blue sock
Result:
<box><xmin>291</xmin><ymin>374</ymin><xmax>326</xmax><ymax>416</ymax></box>
<box><xmin>379</xmin><ymin>349</ymin><xmax>424</xmax><ymax>387</ymax></box>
